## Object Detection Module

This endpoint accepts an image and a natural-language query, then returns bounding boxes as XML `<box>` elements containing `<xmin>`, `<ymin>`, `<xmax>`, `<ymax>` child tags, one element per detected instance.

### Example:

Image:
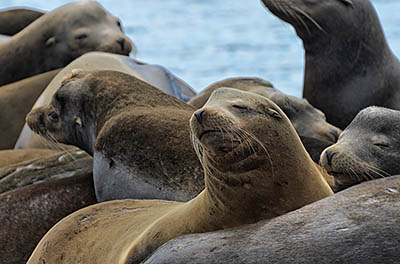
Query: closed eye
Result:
<box><xmin>75</xmin><ymin>34</ymin><xmax>88</xmax><ymax>41</ymax></box>
<box><xmin>374</xmin><ymin>143</ymin><xmax>390</xmax><ymax>148</ymax></box>
<box><xmin>232</xmin><ymin>105</ymin><xmax>250</xmax><ymax>111</ymax></box>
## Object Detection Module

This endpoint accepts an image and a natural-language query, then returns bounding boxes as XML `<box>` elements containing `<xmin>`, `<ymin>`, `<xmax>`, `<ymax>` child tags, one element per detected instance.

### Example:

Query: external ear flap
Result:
<box><xmin>268</xmin><ymin>108</ymin><xmax>282</xmax><ymax>119</ymax></box>
<box><xmin>341</xmin><ymin>0</ymin><xmax>354</xmax><ymax>7</ymax></box>
<box><xmin>45</xmin><ymin>37</ymin><xmax>56</xmax><ymax>48</ymax></box>
<box><xmin>75</xmin><ymin>116</ymin><xmax>82</xmax><ymax>127</ymax></box>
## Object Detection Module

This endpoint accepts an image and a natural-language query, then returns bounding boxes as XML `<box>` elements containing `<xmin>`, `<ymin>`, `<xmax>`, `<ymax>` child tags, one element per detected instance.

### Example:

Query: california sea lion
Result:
<box><xmin>0</xmin><ymin>1</ymin><xmax>133</xmax><ymax>86</ymax></box>
<box><xmin>27</xmin><ymin>70</ymin><xmax>202</xmax><ymax>202</ymax></box>
<box><xmin>144</xmin><ymin>175</ymin><xmax>400</xmax><ymax>264</ymax></box>
<box><xmin>0</xmin><ymin>8</ymin><xmax>44</xmax><ymax>35</ymax></box>
<box><xmin>27</xmin><ymin>87</ymin><xmax>332</xmax><ymax>264</ymax></box>
<box><xmin>189</xmin><ymin>77</ymin><xmax>341</xmax><ymax>143</ymax></box>
<box><xmin>1</xmin><ymin>173</ymin><xmax>96</xmax><ymax>264</ymax></box>
<box><xmin>261</xmin><ymin>0</ymin><xmax>400</xmax><ymax>129</ymax></box>
<box><xmin>0</xmin><ymin>69</ymin><xmax>61</xmax><ymax>149</ymax></box>
<box><xmin>0</xmin><ymin>148</ymin><xmax>92</xmax><ymax>194</ymax></box>
<box><xmin>16</xmin><ymin>52</ymin><xmax>196</xmax><ymax>149</ymax></box>
<box><xmin>320</xmin><ymin>106</ymin><xmax>400</xmax><ymax>191</ymax></box>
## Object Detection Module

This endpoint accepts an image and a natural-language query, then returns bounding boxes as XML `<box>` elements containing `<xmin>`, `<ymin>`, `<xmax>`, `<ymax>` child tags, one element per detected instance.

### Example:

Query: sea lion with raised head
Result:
<box><xmin>27</xmin><ymin>87</ymin><xmax>332</xmax><ymax>264</ymax></box>
<box><xmin>0</xmin><ymin>69</ymin><xmax>61</xmax><ymax>149</ymax></box>
<box><xmin>261</xmin><ymin>0</ymin><xmax>400</xmax><ymax>129</ymax></box>
<box><xmin>144</xmin><ymin>175</ymin><xmax>400</xmax><ymax>264</ymax></box>
<box><xmin>15</xmin><ymin>52</ymin><xmax>196</xmax><ymax>150</ymax></box>
<box><xmin>189</xmin><ymin>77</ymin><xmax>341</xmax><ymax>143</ymax></box>
<box><xmin>0</xmin><ymin>7</ymin><xmax>44</xmax><ymax>35</ymax></box>
<box><xmin>0</xmin><ymin>1</ymin><xmax>133</xmax><ymax>86</ymax></box>
<box><xmin>27</xmin><ymin>70</ymin><xmax>202</xmax><ymax>202</ymax></box>
<box><xmin>320</xmin><ymin>106</ymin><xmax>400</xmax><ymax>191</ymax></box>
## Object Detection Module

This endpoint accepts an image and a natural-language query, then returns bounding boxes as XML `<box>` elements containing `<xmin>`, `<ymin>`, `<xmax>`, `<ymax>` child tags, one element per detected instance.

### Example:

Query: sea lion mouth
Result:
<box><xmin>198</xmin><ymin>130</ymin><xmax>242</xmax><ymax>154</ymax></box>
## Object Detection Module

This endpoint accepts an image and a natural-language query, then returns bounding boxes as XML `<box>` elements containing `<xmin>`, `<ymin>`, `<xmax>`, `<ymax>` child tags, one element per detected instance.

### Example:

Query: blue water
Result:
<box><xmin>1</xmin><ymin>0</ymin><xmax>400</xmax><ymax>97</ymax></box>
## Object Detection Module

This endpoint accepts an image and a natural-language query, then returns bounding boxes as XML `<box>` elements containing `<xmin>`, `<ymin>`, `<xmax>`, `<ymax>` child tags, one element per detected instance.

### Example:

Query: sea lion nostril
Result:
<box><xmin>325</xmin><ymin>149</ymin><xmax>337</xmax><ymax>166</ymax></box>
<box><xmin>116</xmin><ymin>38</ymin><xmax>125</xmax><ymax>50</ymax></box>
<box><xmin>329</xmin><ymin>129</ymin><xmax>340</xmax><ymax>141</ymax></box>
<box><xmin>194</xmin><ymin>110</ymin><xmax>205</xmax><ymax>124</ymax></box>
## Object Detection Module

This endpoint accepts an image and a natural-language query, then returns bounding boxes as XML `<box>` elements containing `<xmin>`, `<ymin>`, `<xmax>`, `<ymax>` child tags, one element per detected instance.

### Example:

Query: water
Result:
<box><xmin>1</xmin><ymin>0</ymin><xmax>400</xmax><ymax>97</ymax></box>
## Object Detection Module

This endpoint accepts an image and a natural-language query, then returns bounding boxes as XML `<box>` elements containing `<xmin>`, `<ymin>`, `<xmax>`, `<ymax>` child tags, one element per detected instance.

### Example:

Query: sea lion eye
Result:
<box><xmin>117</xmin><ymin>20</ymin><xmax>123</xmax><ymax>31</ymax></box>
<box><xmin>340</xmin><ymin>0</ymin><xmax>354</xmax><ymax>7</ymax></box>
<box><xmin>373</xmin><ymin>143</ymin><xmax>390</xmax><ymax>149</ymax></box>
<box><xmin>48</xmin><ymin>111</ymin><xmax>59</xmax><ymax>122</ymax></box>
<box><xmin>75</xmin><ymin>34</ymin><xmax>88</xmax><ymax>41</ymax></box>
<box><xmin>232</xmin><ymin>105</ymin><xmax>250</xmax><ymax>111</ymax></box>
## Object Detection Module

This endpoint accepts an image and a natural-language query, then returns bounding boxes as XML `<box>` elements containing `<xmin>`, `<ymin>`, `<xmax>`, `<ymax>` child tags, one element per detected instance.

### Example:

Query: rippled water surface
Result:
<box><xmin>1</xmin><ymin>0</ymin><xmax>400</xmax><ymax>96</ymax></box>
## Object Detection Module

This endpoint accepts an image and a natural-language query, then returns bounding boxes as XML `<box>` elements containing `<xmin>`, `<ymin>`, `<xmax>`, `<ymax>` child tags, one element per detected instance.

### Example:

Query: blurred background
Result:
<box><xmin>1</xmin><ymin>0</ymin><xmax>399</xmax><ymax>96</ymax></box>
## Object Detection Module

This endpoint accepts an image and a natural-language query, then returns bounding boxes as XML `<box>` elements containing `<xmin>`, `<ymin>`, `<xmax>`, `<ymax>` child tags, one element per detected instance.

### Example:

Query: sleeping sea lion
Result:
<box><xmin>27</xmin><ymin>87</ymin><xmax>332</xmax><ymax>264</ymax></box>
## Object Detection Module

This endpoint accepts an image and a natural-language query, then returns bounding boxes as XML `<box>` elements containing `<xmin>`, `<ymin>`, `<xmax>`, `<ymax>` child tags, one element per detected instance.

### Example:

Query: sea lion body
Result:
<box><xmin>27</xmin><ymin>70</ymin><xmax>202</xmax><ymax>202</ymax></box>
<box><xmin>144</xmin><ymin>175</ymin><xmax>400</xmax><ymax>264</ymax></box>
<box><xmin>0</xmin><ymin>1</ymin><xmax>133</xmax><ymax>86</ymax></box>
<box><xmin>0</xmin><ymin>69</ymin><xmax>60</xmax><ymax>149</ymax></box>
<box><xmin>28</xmin><ymin>87</ymin><xmax>332</xmax><ymax>264</ymax></box>
<box><xmin>262</xmin><ymin>0</ymin><xmax>400</xmax><ymax>129</ymax></box>
<box><xmin>16</xmin><ymin>52</ymin><xmax>196</xmax><ymax>149</ymax></box>
<box><xmin>189</xmin><ymin>77</ymin><xmax>341</xmax><ymax>143</ymax></box>
<box><xmin>0</xmin><ymin>173</ymin><xmax>96</xmax><ymax>264</ymax></box>
<box><xmin>320</xmin><ymin>106</ymin><xmax>400</xmax><ymax>191</ymax></box>
<box><xmin>0</xmin><ymin>8</ymin><xmax>44</xmax><ymax>35</ymax></box>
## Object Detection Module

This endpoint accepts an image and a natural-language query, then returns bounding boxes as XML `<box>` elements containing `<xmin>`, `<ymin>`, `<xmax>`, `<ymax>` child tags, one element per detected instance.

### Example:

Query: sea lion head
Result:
<box><xmin>26</xmin><ymin>70</ymin><xmax>96</xmax><ymax>155</ymax></box>
<box><xmin>320</xmin><ymin>106</ymin><xmax>400</xmax><ymax>191</ymax></box>
<box><xmin>265</xmin><ymin>93</ymin><xmax>341</xmax><ymax>143</ymax></box>
<box><xmin>190</xmin><ymin>87</ymin><xmax>298</xmax><ymax>178</ymax></box>
<box><xmin>40</xmin><ymin>1</ymin><xmax>134</xmax><ymax>61</ymax></box>
<box><xmin>261</xmin><ymin>0</ymin><xmax>382</xmax><ymax>49</ymax></box>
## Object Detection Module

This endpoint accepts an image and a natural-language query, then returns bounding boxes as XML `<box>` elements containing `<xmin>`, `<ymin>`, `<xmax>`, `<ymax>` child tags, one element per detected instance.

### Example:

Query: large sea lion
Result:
<box><xmin>15</xmin><ymin>51</ymin><xmax>196</xmax><ymax>149</ymax></box>
<box><xmin>144</xmin><ymin>175</ymin><xmax>400</xmax><ymax>264</ymax></box>
<box><xmin>0</xmin><ymin>1</ymin><xmax>133</xmax><ymax>86</ymax></box>
<box><xmin>261</xmin><ymin>0</ymin><xmax>400</xmax><ymax>129</ymax></box>
<box><xmin>26</xmin><ymin>70</ymin><xmax>202</xmax><ymax>202</ymax></box>
<box><xmin>320</xmin><ymin>106</ymin><xmax>400</xmax><ymax>191</ymax></box>
<box><xmin>0</xmin><ymin>69</ymin><xmax>60</xmax><ymax>149</ymax></box>
<box><xmin>27</xmin><ymin>87</ymin><xmax>332</xmax><ymax>264</ymax></box>
<box><xmin>1</xmin><ymin>173</ymin><xmax>96</xmax><ymax>264</ymax></box>
<box><xmin>0</xmin><ymin>8</ymin><xmax>44</xmax><ymax>35</ymax></box>
<box><xmin>189</xmin><ymin>77</ymin><xmax>341</xmax><ymax>143</ymax></box>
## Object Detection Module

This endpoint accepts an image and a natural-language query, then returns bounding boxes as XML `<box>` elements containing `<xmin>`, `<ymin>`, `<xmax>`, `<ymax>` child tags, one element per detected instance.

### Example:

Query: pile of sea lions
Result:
<box><xmin>0</xmin><ymin>0</ymin><xmax>399</xmax><ymax>263</ymax></box>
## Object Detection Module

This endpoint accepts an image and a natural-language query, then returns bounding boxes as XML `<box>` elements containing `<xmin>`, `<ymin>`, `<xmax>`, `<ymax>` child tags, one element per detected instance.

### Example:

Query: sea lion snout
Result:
<box><xmin>194</xmin><ymin>109</ymin><xmax>205</xmax><ymax>124</ymax></box>
<box><xmin>26</xmin><ymin>107</ymin><xmax>45</xmax><ymax>135</ymax></box>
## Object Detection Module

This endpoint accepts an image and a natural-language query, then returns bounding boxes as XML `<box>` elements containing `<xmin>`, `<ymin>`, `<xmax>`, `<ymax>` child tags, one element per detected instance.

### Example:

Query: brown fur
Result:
<box><xmin>189</xmin><ymin>77</ymin><xmax>341</xmax><ymax>143</ymax></box>
<box><xmin>27</xmin><ymin>88</ymin><xmax>332</xmax><ymax>264</ymax></box>
<box><xmin>0</xmin><ymin>2</ymin><xmax>133</xmax><ymax>86</ymax></box>
<box><xmin>0</xmin><ymin>173</ymin><xmax>96</xmax><ymax>264</ymax></box>
<box><xmin>0</xmin><ymin>69</ymin><xmax>60</xmax><ymax>149</ymax></box>
<box><xmin>0</xmin><ymin>8</ymin><xmax>44</xmax><ymax>35</ymax></box>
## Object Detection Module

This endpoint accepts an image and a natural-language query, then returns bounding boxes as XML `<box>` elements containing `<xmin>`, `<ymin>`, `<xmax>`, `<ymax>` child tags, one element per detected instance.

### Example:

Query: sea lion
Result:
<box><xmin>0</xmin><ymin>1</ymin><xmax>133</xmax><ymax>86</ymax></box>
<box><xmin>320</xmin><ymin>106</ymin><xmax>400</xmax><ymax>191</ymax></box>
<box><xmin>15</xmin><ymin>51</ymin><xmax>196</xmax><ymax>149</ymax></box>
<box><xmin>0</xmin><ymin>69</ymin><xmax>60</xmax><ymax>149</ymax></box>
<box><xmin>26</xmin><ymin>70</ymin><xmax>202</xmax><ymax>202</ymax></box>
<box><xmin>0</xmin><ymin>8</ymin><xmax>44</xmax><ymax>35</ymax></box>
<box><xmin>144</xmin><ymin>175</ymin><xmax>400</xmax><ymax>264</ymax></box>
<box><xmin>0</xmin><ymin>148</ymin><xmax>92</xmax><ymax>194</ymax></box>
<box><xmin>261</xmin><ymin>0</ymin><xmax>400</xmax><ymax>129</ymax></box>
<box><xmin>1</xmin><ymin>173</ymin><xmax>96</xmax><ymax>264</ymax></box>
<box><xmin>189</xmin><ymin>77</ymin><xmax>341</xmax><ymax>143</ymax></box>
<box><xmin>27</xmin><ymin>87</ymin><xmax>332</xmax><ymax>264</ymax></box>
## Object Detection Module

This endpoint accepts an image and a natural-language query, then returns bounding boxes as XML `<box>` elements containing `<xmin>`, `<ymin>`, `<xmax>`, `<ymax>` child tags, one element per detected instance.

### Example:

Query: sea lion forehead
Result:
<box><xmin>207</xmin><ymin>87</ymin><xmax>277</xmax><ymax>108</ymax></box>
<box><xmin>350</xmin><ymin>107</ymin><xmax>400</xmax><ymax>130</ymax></box>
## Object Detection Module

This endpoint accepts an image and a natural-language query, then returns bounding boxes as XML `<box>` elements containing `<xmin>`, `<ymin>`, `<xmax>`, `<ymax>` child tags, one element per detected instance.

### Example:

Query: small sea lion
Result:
<box><xmin>27</xmin><ymin>87</ymin><xmax>332</xmax><ymax>264</ymax></box>
<box><xmin>320</xmin><ymin>106</ymin><xmax>400</xmax><ymax>191</ymax></box>
<box><xmin>0</xmin><ymin>8</ymin><xmax>44</xmax><ymax>35</ymax></box>
<box><xmin>189</xmin><ymin>77</ymin><xmax>341</xmax><ymax>143</ymax></box>
<box><xmin>0</xmin><ymin>69</ymin><xmax>60</xmax><ymax>149</ymax></box>
<box><xmin>144</xmin><ymin>175</ymin><xmax>400</xmax><ymax>264</ymax></box>
<box><xmin>15</xmin><ymin>52</ymin><xmax>196</xmax><ymax>149</ymax></box>
<box><xmin>0</xmin><ymin>173</ymin><xmax>96</xmax><ymax>264</ymax></box>
<box><xmin>27</xmin><ymin>70</ymin><xmax>202</xmax><ymax>202</ymax></box>
<box><xmin>261</xmin><ymin>0</ymin><xmax>400</xmax><ymax>129</ymax></box>
<box><xmin>0</xmin><ymin>1</ymin><xmax>133</xmax><ymax>86</ymax></box>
